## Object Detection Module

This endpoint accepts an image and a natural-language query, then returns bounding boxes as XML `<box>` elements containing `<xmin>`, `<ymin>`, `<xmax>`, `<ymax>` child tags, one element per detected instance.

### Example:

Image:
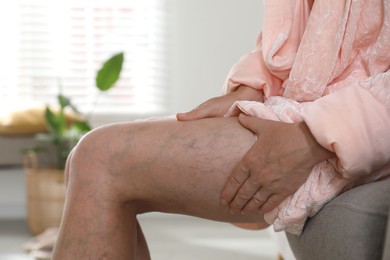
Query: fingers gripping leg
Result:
<box><xmin>53</xmin><ymin>117</ymin><xmax>265</xmax><ymax>259</ymax></box>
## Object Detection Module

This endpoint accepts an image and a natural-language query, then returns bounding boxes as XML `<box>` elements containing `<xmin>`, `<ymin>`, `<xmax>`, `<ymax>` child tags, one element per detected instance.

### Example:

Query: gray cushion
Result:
<box><xmin>382</xmin><ymin>209</ymin><xmax>390</xmax><ymax>260</ymax></box>
<box><xmin>287</xmin><ymin>177</ymin><xmax>390</xmax><ymax>260</ymax></box>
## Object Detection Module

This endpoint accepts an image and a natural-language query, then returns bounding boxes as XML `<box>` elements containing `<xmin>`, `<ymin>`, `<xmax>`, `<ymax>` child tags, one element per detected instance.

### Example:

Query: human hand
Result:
<box><xmin>176</xmin><ymin>85</ymin><xmax>261</xmax><ymax>121</ymax></box>
<box><xmin>220</xmin><ymin>114</ymin><xmax>334</xmax><ymax>214</ymax></box>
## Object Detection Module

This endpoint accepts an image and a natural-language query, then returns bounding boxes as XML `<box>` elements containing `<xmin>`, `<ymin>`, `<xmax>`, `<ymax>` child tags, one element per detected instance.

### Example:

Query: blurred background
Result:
<box><xmin>0</xmin><ymin>0</ymin><xmax>264</xmax><ymax>124</ymax></box>
<box><xmin>0</xmin><ymin>0</ymin><xmax>281</xmax><ymax>259</ymax></box>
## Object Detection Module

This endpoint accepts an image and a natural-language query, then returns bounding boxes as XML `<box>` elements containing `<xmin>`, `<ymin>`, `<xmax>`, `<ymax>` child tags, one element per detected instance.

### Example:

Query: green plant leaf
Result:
<box><xmin>58</xmin><ymin>94</ymin><xmax>71</xmax><ymax>109</ymax></box>
<box><xmin>45</xmin><ymin>107</ymin><xmax>61</xmax><ymax>134</ymax></box>
<box><xmin>45</xmin><ymin>107</ymin><xmax>66</xmax><ymax>135</ymax></box>
<box><xmin>96</xmin><ymin>52</ymin><xmax>124</xmax><ymax>91</ymax></box>
<box><xmin>73</xmin><ymin>121</ymin><xmax>92</xmax><ymax>132</ymax></box>
<box><xmin>58</xmin><ymin>94</ymin><xmax>83</xmax><ymax>115</ymax></box>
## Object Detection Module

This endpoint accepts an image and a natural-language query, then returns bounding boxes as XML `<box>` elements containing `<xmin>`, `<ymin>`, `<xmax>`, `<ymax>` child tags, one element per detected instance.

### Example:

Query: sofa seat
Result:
<box><xmin>287</xmin><ymin>177</ymin><xmax>390</xmax><ymax>260</ymax></box>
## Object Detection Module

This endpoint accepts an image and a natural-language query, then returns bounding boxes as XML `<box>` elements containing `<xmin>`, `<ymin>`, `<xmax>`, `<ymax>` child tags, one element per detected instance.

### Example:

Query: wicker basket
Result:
<box><xmin>24</xmin><ymin>152</ymin><xmax>66</xmax><ymax>235</ymax></box>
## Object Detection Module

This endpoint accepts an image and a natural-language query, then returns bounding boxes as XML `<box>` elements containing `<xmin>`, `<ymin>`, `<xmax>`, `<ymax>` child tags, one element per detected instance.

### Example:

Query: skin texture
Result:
<box><xmin>177</xmin><ymin>86</ymin><xmax>334</xmax><ymax>214</ymax></box>
<box><xmin>53</xmin><ymin>88</ymin><xmax>332</xmax><ymax>259</ymax></box>
<box><xmin>221</xmin><ymin>115</ymin><xmax>333</xmax><ymax>214</ymax></box>
<box><xmin>53</xmin><ymin>87</ymin><xmax>333</xmax><ymax>259</ymax></box>
<box><xmin>53</xmin><ymin>117</ymin><xmax>263</xmax><ymax>259</ymax></box>
<box><xmin>177</xmin><ymin>85</ymin><xmax>263</xmax><ymax>121</ymax></box>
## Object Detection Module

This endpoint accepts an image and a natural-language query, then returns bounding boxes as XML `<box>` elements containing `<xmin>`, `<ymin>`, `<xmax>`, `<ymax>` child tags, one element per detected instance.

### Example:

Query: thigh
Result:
<box><xmin>73</xmin><ymin>117</ymin><xmax>263</xmax><ymax>224</ymax></box>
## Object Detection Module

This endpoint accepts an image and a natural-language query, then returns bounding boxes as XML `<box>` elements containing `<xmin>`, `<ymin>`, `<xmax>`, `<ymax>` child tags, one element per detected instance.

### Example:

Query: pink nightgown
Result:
<box><xmin>224</xmin><ymin>0</ymin><xmax>390</xmax><ymax>235</ymax></box>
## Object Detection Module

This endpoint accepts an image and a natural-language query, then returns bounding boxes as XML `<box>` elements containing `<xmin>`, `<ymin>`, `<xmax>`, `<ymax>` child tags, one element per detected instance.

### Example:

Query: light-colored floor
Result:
<box><xmin>0</xmin><ymin>213</ymin><xmax>278</xmax><ymax>260</ymax></box>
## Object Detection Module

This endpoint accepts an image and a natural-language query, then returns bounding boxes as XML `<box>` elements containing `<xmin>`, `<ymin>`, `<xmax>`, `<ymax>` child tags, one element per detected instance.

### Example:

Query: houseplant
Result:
<box><xmin>24</xmin><ymin>52</ymin><xmax>124</xmax><ymax>235</ymax></box>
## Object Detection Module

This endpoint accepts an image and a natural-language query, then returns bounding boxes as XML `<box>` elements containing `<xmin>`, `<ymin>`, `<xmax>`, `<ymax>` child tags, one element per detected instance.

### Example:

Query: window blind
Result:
<box><xmin>0</xmin><ymin>0</ymin><xmax>169</xmax><ymax>115</ymax></box>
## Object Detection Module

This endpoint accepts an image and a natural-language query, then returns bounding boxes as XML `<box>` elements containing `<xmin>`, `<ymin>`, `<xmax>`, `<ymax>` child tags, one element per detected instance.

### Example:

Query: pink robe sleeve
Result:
<box><xmin>301</xmin><ymin>72</ymin><xmax>390</xmax><ymax>178</ymax></box>
<box><xmin>224</xmin><ymin>0</ymin><xmax>311</xmax><ymax>98</ymax></box>
<box><xmin>223</xmin><ymin>35</ymin><xmax>283</xmax><ymax>99</ymax></box>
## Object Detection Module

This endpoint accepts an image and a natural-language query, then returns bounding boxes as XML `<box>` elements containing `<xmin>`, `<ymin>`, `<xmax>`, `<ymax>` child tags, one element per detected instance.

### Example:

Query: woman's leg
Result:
<box><xmin>52</xmin><ymin>117</ymin><xmax>266</xmax><ymax>259</ymax></box>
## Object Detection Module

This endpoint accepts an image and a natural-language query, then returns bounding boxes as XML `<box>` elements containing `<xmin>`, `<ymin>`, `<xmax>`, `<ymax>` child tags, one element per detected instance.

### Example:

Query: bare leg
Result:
<box><xmin>52</xmin><ymin>117</ymin><xmax>265</xmax><ymax>259</ymax></box>
<box><xmin>63</xmin><ymin>137</ymin><xmax>151</xmax><ymax>259</ymax></box>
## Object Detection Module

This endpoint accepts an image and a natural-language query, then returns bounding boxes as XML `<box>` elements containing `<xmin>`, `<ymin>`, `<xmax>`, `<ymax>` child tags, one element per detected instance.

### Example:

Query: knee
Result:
<box><xmin>65</xmin><ymin>123</ymin><xmax>149</xmax><ymax>203</ymax></box>
<box><xmin>66</xmin><ymin>125</ymin><xmax>128</xmax><ymax>183</ymax></box>
<box><xmin>64</xmin><ymin>148</ymin><xmax>74</xmax><ymax>187</ymax></box>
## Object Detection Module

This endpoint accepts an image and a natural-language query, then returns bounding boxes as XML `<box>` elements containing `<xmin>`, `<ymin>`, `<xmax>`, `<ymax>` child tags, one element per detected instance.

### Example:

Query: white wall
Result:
<box><xmin>0</xmin><ymin>0</ymin><xmax>264</xmax><ymax>219</ymax></box>
<box><xmin>169</xmin><ymin>0</ymin><xmax>263</xmax><ymax>113</ymax></box>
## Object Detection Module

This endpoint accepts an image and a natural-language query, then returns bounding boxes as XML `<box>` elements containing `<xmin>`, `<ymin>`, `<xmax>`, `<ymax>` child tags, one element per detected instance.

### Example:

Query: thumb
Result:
<box><xmin>176</xmin><ymin>107</ymin><xmax>209</xmax><ymax>121</ymax></box>
<box><xmin>176</xmin><ymin>112</ymin><xmax>192</xmax><ymax>121</ymax></box>
<box><xmin>238</xmin><ymin>113</ymin><xmax>261</xmax><ymax>134</ymax></box>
